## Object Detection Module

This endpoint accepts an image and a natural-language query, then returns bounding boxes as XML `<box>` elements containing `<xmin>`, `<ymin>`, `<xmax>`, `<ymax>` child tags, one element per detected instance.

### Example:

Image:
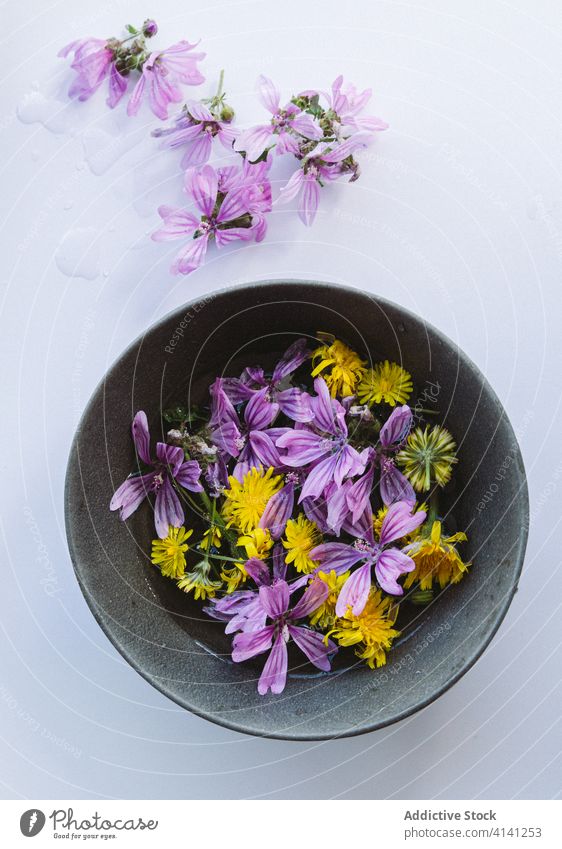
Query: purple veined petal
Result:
<box><xmin>309</xmin><ymin>541</ymin><xmax>364</xmax><ymax>574</ymax></box>
<box><xmin>179</xmin><ymin>131</ymin><xmax>213</xmax><ymax>168</ymax></box>
<box><xmin>379</xmin><ymin>501</ymin><xmax>426</xmax><ymax>546</ymax></box>
<box><xmin>326</xmin><ymin>480</ymin><xmax>352</xmax><ymax>536</ymax></box>
<box><xmin>258</xmin><ymin>633</ymin><xmax>288</xmax><ymax>695</ymax></box>
<box><xmin>232</xmin><ymin>625</ymin><xmax>275</xmax><ymax>662</ymax></box>
<box><xmin>154</xmin><ymin>476</ymin><xmax>184</xmax><ymax>538</ymax></box>
<box><xmin>245</xmin><ymin>388</ymin><xmax>278</xmax><ymax>430</ymax></box>
<box><xmin>272</xmin><ymin>544</ymin><xmax>287</xmax><ymax>581</ymax></box>
<box><xmin>351</xmin><ymin>114</ymin><xmax>389</xmax><ymax>132</ymax></box>
<box><xmin>244</xmin><ymin>557</ymin><xmax>271</xmax><ymax>586</ymax></box>
<box><xmin>186</xmin><ymin>164</ymin><xmax>218</xmax><ymax>217</ymax></box>
<box><xmin>310</xmin><ymin>377</ymin><xmax>339</xmax><ymax>434</ymax></box>
<box><xmin>249</xmin><ymin>430</ymin><xmax>283</xmax><ymax>469</ymax></box>
<box><xmin>152</xmin><ymin>207</ymin><xmax>200</xmax><ymax>242</ymax></box>
<box><xmin>380</xmin><ymin>462</ymin><xmax>416</xmax><ymax>507</ymax></box>
<box><xmin>277</xmin><ymin>167</ymin><xmax>305</xmax><ymax>204</ymax></box>
<box><xmin>158</xmin><ymin>41</ymin><xmax>206</xmax><ymax>82</ymax></box>
<box><xmin>322</xmin><ymin>133</ymin><xmax>372</xmax><ymax>163</ymax></box>
<box><xmin>346</xmin><ymin>467</ymin><xmax>374</xmax><ymax>524</ymax></box>
<box><xmin>127</xmin><ymin>73</ymin><xmax>146</xmax><ymax>116</ymax></box>
<box><xmin>380</xmin><ymin>405</ymin><xmax>413</xmax><ymax>449</ymax></box>
<box><xmin>288</xmin><ymin>625</ymin><xmax>335</xmax><ymax>671</ymax></box>
<box><xmin>259</xmin><ymin>581</ymin><xmax>290</xmax><ymax>619</ymax></box>
<box><xmin>375</xmin><ymin>547</ymin><xmax>414</xmax><ymax>595</ymax></box>
<box><xmin>276</xmin><ymin>428</ymin><xmax>327</xmax><ymax>466</ymax></box>
<box><xmin>335</xmin><ymin>561</ymin><xmax>372</xmax><ymax>617</ymax></box>
<box><xmin>131</xmin><ymin>411</ymin><xmax>152</xmax><ymax>465</ymax></box>
<box><xmin>290</xmin><ymin>578</ymin><xmax>330</xmax><ymax>619</ymax></box>
<box><xmin>147</xmin><ymin>66</ymin><xmax>183</xmax><ymax>120</ymax></box>
<box><xmin>277</xmin><ymin>388</ymin><xmax>313</xmax><ymax>423</ymax></box>
<box><xmin>275</xmin><ymin>131</ymin><xmax>300</xmax><ymax>156</ymax></box>
<box><xmin>209</xmin><ymin>420</ymin><xmax>243</xmax><ymax>456</ymax></box>
<box><xmin>299</xmin><ymin>174</ymin><xmax>320</xmax><ymax>227</ymax></box>
<box><xmin>217</xmin><ymin>123</ymin><xmax>239</xmax><ymax>148</ymax></box>
<box><xmin>272</xmin><ymin>338</ymin><xmax>311</xmax><ymax>383</ymax></box>
<box><xmin>58</xmin><ymin>39</ymin><xmax>82</xmax><ymax>58</ymax></box>
<box><xmin>175</xmin><ymin>459</ymin><xmax>203</xmax><ymax>492</ymax></box>
<box><xmin>290</xmin><ymin>113</ymin><xmax>323</xmax><ymax>140</ymax></box>
<box><xmin>209</xmin><ymin>377</ymin><xmax>240</xmax><ymax>427</ymax></box>
<box><xmin>155</xmin><ymin>443</ymin><xmax>184</xmax><ymax>476</ymax></box>
<box><xmin>214</xmin><ymin>227</ymin><xmax>255</xmax><ymax>247</ymax></box>
<box><xmin>107</xmin><ymin>63</ymin><xmax>128</xmax><ymax>108</ymax></box>
<box><xmin>299</xmin><ymin>454</ymin><xmax>339</xmax><ymax>502</ymax></box>
<box><xmin>234</xmin><ymin>124</ymin><xmax>274</xmax><ymax>162</ymax></box>
<box><xmin>171</xmin><ymin>233</ymin><xmax>209</xmax><ymax>275</ymax></box>
<box><xmin>158</xmin><ymin>122</ymin><xmax>201</xmax><ymax>149</ymax></box>
<box><xmin>185</xmin><ymin>99</ymin><xmax>213</xmax><ymax>122</ymax></box>
<box><xmin>259</xmin><ymin>482</ymin><xmax>294</xmax><ymax>539</ymax></box>
<box><xmin>257</xmin><ymin>74</ymin><xmax>281</xmax><ymax>114</ymax></box>
<box><xmin>221</xmin><ymin>377</ymin><xmax>256</xmax><ymax>404</ymax></box>
<box><xmin>216</xmin><ymin>186</ymin><xmax>251</xmax><ymax>224</ymax></box>
<box><xmin>109</xmin><ymin>473</ymin><xmax>154</xmax><ymax>519</ymax></box>
<box><xmin>242</xmin><ymin>366</ymin><xmax>267</xmax><ymax>387</ymax></box>
<box><xmin>302</xmin><ymin>496</ymin><xmax>329</xmax><ymax>533</ymax></box>
<box><xmin>342</xmin><ymin>501</ymin><xmax>375</xmax><ymax>544</ymax></box>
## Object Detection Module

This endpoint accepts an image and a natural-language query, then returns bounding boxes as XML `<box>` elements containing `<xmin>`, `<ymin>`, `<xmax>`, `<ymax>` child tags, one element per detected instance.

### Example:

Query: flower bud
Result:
<box><xmin>142</xmin><ymin>19</ymin><xmax>158</xmax><ymax>38</ymax></box>
<box><xmin>220</xmin><ymin>103</ymin><xmax>235</xmax><ymax>123</ymax></box>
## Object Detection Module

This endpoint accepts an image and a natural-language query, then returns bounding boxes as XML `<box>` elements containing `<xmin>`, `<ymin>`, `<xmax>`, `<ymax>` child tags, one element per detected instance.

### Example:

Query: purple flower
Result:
<box><xmin>259</xmin><ymin>481</ymin><xmax>295</xmax><ymax>539</ymax></box>
<box><xmin>234</xmin><ymin>75</ymin><xmax>322</xmax><ymax>162</ymax></box>
<box><xmin>208</xmin><ymin>379</ymin><xmax>284</xmax><ymax>480</ymax></box>
<box><xmin>379</xmin><ymin>405</ymin><xmax>415</xmax><ymax>507</ymax></box>
<box><xmin>231</xmin><ymin>579</ymin><xmax>337</xmax><ymax>695</ymax></box>
<box><xmin>109</xmin><ymin>411</ymin><xmax>203</xmax><ymax>538</ymax></box>
<box><xmin>277</xmin><ymin>135</ymin><xmax>372</xmax><ymax>226</ymax></box>
<box><xmin>152</xmin><ymin>164</ymin><xmax>263</xmax><ymax>275</ymax></box>
<box><xmin>310</xmin><ymin>500</ymin><xmax>427</xmax><ymax>612</ymax></box>
<box><xmin>127</xmin><ymin>41</ymin><xmax>205</xmax><ymax>120</ymax></box>
<box><xmin>276</xmin><ymin>377</ymin><xmax>367</xmax><ymax>502</ymax></box>
<box><xmin>142</xmin><ymin>20</ymin><xmax>158</xmax><ymax>39</ymax></box>
<box><xmin>322</xmin><ymin>75</ymin><xmax>389</xmax><ymax>134</ymax></box>
<box><xmin>58</xmin><ymin>38</ymin><xmax>117</xmax><ymax>104</ymax></box>
<box><xmin>153</xmin><ymin>99</ymin><xmax>238</xmax><ymax>168</ymax></box>
<box><xmin>223</xmin><ymin>338</ymin><xmax>313</xmax><ymax>422</ymax></box>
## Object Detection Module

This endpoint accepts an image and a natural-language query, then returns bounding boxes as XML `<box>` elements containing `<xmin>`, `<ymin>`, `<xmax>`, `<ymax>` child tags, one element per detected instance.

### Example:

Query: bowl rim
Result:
<box><xmin>64</xmin><ymin>278</ymin><xmax>529</xmax><ymax>741</ymax></box>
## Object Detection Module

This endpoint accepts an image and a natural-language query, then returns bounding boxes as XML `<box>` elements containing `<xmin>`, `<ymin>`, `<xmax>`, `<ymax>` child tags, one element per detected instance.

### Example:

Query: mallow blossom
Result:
<box><xmin>231</xmin><ymin>579</ymin><xmax>337</xmax><ymax>695</ymax></box>
<box><xmin>110</xmin><ymin>411</ymin><xmax>203</xmax><ymax>538</ymax></box>
<box><xmin>378</xmin><ymin>404</ymin><xmax>416</xmax><ymax>507</ymax></box>
<box><xmin>152</xmin><ymin>163</ymin><xmax>270</xmax><ymax>275</ymax></box>
<box><xmin>234</xmin><ymin>75</ymin><xmax>323</xmax><ymax>162</ymax></box>
<box><xmin>310</xmin><ymin>500</ymin><xmax>427</xmax><ymax>612</ymax></box>
<box><xmin>127</xmin><ymin>41</ymin><xmax>206</xmax><ymax>119</ymax></box>
<box><xmin>320</xmin><ymin>74</ymin><xmax>389</xmax><ymax>136</ymax></box>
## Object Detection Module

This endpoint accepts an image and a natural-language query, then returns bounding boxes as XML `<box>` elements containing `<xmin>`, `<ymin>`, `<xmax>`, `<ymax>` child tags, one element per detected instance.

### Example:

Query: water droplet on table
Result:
<box><xmin>55</xmin><ymin>227</ymin><xmax>101</xmax><ymax>281</ymax></box>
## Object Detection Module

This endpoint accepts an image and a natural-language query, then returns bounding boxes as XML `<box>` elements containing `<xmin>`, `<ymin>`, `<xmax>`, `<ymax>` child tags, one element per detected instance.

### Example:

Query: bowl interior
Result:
<box><xmin>65</xmin><ymin>281</ymin><xmax>528</xmax><ymax>739</ymax></box>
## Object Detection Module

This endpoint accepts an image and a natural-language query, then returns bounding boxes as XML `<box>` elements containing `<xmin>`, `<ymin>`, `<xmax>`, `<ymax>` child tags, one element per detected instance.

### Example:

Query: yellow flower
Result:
<box><xmin>397</xmin><ymin>425</ymin><xmax>457</xmax><ymax>492</ymax></box>
<box><xmin>177</xmin><ymin>560</ymin><xmax>222</xmax><ymax>600</ymax></box>
<box><xmin>309</xmin><ymin>570</ymin><xmax>349</xmax><ymax>630</ymax></box>
<box><xmin>151</xmin><ymin>526</ymin><xmax>193</xmax><ymax>579</ymax></box>
<box><xmin>282</xmin><ymin>514</ymin><xmax>322</xmax><ymax>573</ymax></box>
<box><xmin>220</xmin><ymin>563</ymin><xmax>248</xmax><ymax>594</ymax></box>
<box><xmin>200</xmin><ymin>526</ymin><xmax>222</xmax><ymax>552</ymax></box>
<box><xmin>357</xmin><ymin>360</ymin><xmax>413</xmax><ymax>407</ymax></box>
<box><xmin>311</xmin><ymin>336</ymin><xmax>366</xmax><ymax>397</ymax></box>
<box><xmin>237</xmin><ymin>527</ymin><xmax>273</xmax><ymax>560</ymax></box>
<box><xmin>222</xmin><ymin>466</ymin><xmax>283</xmax><ymax>533</ymax></box>
<box><xmin>329</xmin><ymin>589</ymin><xmax>400</xmax><ymax>669</ymax></box>
<box><xmin>403</xmin><ymin>520</ymin><xmax>469</xmax><ymax>590</ymax></box>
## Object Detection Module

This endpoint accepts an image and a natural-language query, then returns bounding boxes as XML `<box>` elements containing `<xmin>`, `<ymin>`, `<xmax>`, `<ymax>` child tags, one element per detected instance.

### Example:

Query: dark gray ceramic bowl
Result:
<box><xmin>65</xmin><ymin>280</ymin><xmax>528</xmax><ymax>740</ymax></box>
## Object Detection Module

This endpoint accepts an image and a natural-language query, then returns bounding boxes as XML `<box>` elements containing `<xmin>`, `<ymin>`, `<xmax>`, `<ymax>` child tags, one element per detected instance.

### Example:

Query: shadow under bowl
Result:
<box><xmin>65</xmin><ymin>280</ymin><xmax>528</xmax><ymax>740</ymax></box>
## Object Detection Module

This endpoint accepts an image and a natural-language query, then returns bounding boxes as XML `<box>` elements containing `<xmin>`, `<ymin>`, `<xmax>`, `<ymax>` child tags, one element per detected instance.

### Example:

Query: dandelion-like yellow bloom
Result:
<box><xmin>151</xmin><ymin>526</ymin><xmax>193</xmax><ymax>579</ymax></box>
<box><xmin>222</xmin><ymin>466</ymin><xmax>283</xmax><ymax>533</ymax></box>
<box><xmin>237</xmin><ymin>527</ymin><xmax>273</xmax><ymax>560</ymax></box>
<box><xmin>403</xmin><ymin>520</ymin><xmax>469</xmax><ymax>590</ymax></box>
<box><xmin>311</xmin><ymin>337</ymin><xmax>366</xmax><ymax>397</ymax></box>
<box><xmin>329</xmin><ymin>589</ymin><xmax>400</xmax><ymax>669</ymax></box>
<box><xmin>177</xmin><ymin>560</ymin><xmax>222</xmax><ymax>600</ymax></box>
<box><xmin>397</xmin><ymin>425</ymin><xmax>457</xmax><ymax>492</ymax></box>
<box><xmin>220</xmin><ymin>563</ymin><xmax>248</xmax><ymax>594</ymax></box>
<box><xmin>282</xmin><ymin>514</ymin><xmax>322</xmax><ymax>573</ymax></box>
<box><xmin>200</xmin><ymin>526</ymin><xmax>222</xmax><ymax>552</ymax></box>
<box><xmin>357</xmin><ymin>360</ymin><xmax>413</xmax><ymax>407</ymax></box>
<box><xmin>309</xmin><ymin>570</ymin><xmax>350</xmax><ymax>630</ymax></box>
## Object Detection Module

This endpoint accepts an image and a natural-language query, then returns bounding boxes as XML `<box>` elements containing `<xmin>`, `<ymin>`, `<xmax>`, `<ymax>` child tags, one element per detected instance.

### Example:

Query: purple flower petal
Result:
<box><xmin>380</xmin><ymin>405</ymin><xmax>413</xmax><ymax>449</ymax></box>
<box><xmin>175</xmin><ymin>459</ymin><xmax>203</xmax><ymax>492</ymax></box>
<box><xmin>375</xmin><ymin>547</ymin><xmax>414</xmax><ymax>595</ymax></box>
<box><xmin>379</xmin><ymin>501</ymin><xmax>426</xmax><ymax>546</ymax></box>
<box><xmin>180</xmin><ymin>131</ymin><xmax>213</xmax><ymax>168</ymax></box>
<box><xmin>290</xmin><ymin>578</ymin><xmax>330</xmax><ymax>619</ymax></box>
<box><xmin>259</xmin><ymin>483</ymin><xmax>295</xmax><ymax>539</ymax></box>
<box><xmin>276</xmin><ymin>429</ymin><xmax>327</xmax><ymax>466</ymax></box>
<box><xmin>299</xmin><ymin>454</ymin><xmax>338</xmax><ymax>502</ymax></box>
<box><xmin>109</xmin><ymin>473</ymin><xmax>153</xmax><ymax>520</ymax></box>
<box><xmin>335</xmin><ymin>561</ymin><xmax>372</xmax><ymax>617</ymax></box>
<box><xmin>258</xmin><ymin>633</ymin><xmax>288</xmax><ymax>695</ymax></box>
<box><xmin>170</xmin><ymin>233</ymin><xmax>209</xmax><ymax>275</ymax></box>
<box><xmin>272</xmin><ymin>338</ymin><xmax>310</xmax><ymax>383</ymax></box>
<box><xmin>299</xmin><ymin>173</ymin><xmax>320</xmax><ymax>226</ymax></box>
<box><xmin>154</xmin><ymin>477</ymin><xmax>184</xmax><ymax>538</ymax></box>
<box><xmin>257</xmin><ymin>74</ymin><xmax>281</xmax><ymax>114</ymax></box>
<box><xmin>234</xmin><ymin>124</ymin><xmax>273</xmax><ymax>161</ymax></box>
<box><xmin>272</xmin><ymin>544</ymin><xmax>287</xmax><ymax>581</ymax></box>
<box><xmin>288</xmin><ymin>625</ymin><xmax>335</xmax><ymax>671</ymax></box>
<box><xmin>155</xmin><ymin>443</ymin><xmax>184</xmax><ymax>476</ymax></box>
<box><xmin>232</xmin><ymin>625</ymin><xmax>274</xmax><ymax>662</ymax></box>
<box><xmin>259</xmin><ymin>581</ymin><xmax>290</xmax><ymax>619</ymax></box>
<box><xmin>277</xmin><ymin>388</ymin><xmax>313</xmax><ymax>422</ymax></box>
<box><xmin>244</xmin><ymin>558</ymin><xmax>271</xmax><ymax>586</ymax></box>
<box><xmin>107</xmin><ymin>64</ymin><xmax>128</xmax><ymax>108</ymax></box>
<box><xmin>309</xmin><ymin>542</ymin><xmax>364</xmax><ymax>575</ymax></box>
<box><xmin>152</xmin><ymin>207</ymin><xmax>199</xmax><ymax>242</ymax></box>
<box><xmin>380</xmin><ymin>461</ymin><xmax>416</xmax><ymax>507</ymax></box>
<box><xmin>185</xmin><ymin>164</ymin><xmax>218</xmax><ymax>217</ymax></box>
<box><xmin>245</xmin><ymin>388</ymin><xmax>278</xmax><ymax>430</ymax></box>
<box><xmin>131</xmin><ymin>411</ymin><xmax>152</xmax><ymax>465</ymax></box>
<box><xmin>346</xmin><ymin>467</ymin><xmax>374</xmax><ymax>524</ymax></box>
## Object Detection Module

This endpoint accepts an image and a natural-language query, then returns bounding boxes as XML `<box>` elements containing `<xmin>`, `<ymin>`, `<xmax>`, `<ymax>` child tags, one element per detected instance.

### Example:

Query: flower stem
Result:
<box><xmin>215</xmin><ymin>69</ymin><xmax>225</xmax><ymax>100</ymax></box>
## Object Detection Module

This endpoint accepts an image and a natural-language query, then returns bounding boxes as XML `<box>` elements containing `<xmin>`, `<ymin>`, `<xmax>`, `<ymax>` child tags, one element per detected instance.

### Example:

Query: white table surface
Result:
<box><xmin>1</xmin><ymin>0</ymin><xmax>561</xmax><ymax>800</ymax></box>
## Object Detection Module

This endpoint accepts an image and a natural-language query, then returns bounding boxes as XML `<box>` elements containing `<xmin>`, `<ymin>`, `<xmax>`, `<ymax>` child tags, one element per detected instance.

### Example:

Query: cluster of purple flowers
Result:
<box><xmin>59</xmin><ymin>19</ymin><xmax>387</xmax><ymax>276</ymax></box>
